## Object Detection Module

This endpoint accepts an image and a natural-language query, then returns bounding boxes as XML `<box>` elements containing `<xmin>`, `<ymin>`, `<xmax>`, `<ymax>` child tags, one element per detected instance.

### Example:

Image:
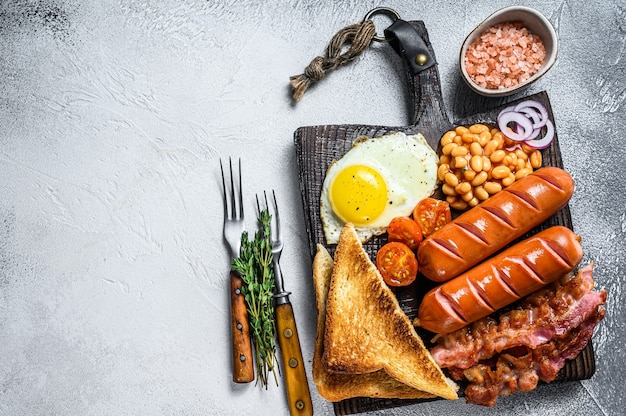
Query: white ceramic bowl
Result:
<box><xmin>460</xmin><ymin>6</ymin><xmax>558</xmax><ymax>97</ymax></box>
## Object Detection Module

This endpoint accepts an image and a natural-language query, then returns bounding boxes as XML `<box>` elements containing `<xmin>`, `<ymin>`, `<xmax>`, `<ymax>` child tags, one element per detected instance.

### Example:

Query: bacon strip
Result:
<box><xmin>431</xmin><ymin>264</ymin><xmax>606</xmax><ymax>370</ymax></box>
<box><xmin>428</xmin><ymin>263</ymin><xmax>607</xmax><ymax>407</ymax></box>
<box><xmin>461</xmin><ymin>310</ymin><xmax>604</xmax><ymax>407</ymax></box>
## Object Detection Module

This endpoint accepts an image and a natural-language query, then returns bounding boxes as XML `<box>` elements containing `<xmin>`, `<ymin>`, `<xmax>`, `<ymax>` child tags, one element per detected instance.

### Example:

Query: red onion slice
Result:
<box><xmin>524</xmin><ymin>124</ymin><xmax>542</xmax><ymax>141</ymax></box>
<box><xmin>517</xmin><ymin>107</ymin><xmax>547</xmax><ymax>129</ymax></box>
<box><xmin>498</xmin><ymin>110</ymin><xmax>534</xmax><ymax>141</ymax></box>
<box><xmin>514</xmin><ymin>119</ymin><xmax>541</xmax><ymax>140</ymax></box>
<box><xmin>497</xmin><ymin>99</ymin><xmax>554</xmax><ymax>149</ymax></box>
<box><xmin>515</xmin><ymin>100</ymin><xmax>549</xmax><ymax>128</ymax></box>
<box><xmin>524</xmin><ymin>119</ymin><xmax>555</xmax><ymax>149</ymax></box>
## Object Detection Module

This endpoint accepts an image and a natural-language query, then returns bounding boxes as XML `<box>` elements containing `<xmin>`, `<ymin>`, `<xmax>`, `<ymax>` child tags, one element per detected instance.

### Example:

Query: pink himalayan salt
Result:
<box><xmin>465</xmin><ymin>21</ymin><xmax>546</xmax><ymax>90</ymax></box>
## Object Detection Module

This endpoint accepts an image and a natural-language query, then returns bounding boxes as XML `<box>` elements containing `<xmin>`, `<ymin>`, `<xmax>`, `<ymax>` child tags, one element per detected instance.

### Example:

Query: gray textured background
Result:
<box><xmin>1</xmin><ymin>1</ymin><xmax>624</xmax><ymax>415</ymax></box>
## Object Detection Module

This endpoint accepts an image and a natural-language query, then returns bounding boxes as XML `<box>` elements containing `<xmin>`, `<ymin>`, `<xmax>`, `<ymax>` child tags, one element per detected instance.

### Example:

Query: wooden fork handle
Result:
<box><xmin>275</xmin><ymin>302</ymin><xmax>313</xmax><ymax>416</ymax></box>
<box><xmin>230</xmin><ymin>270</ymin><xmax>254</xmax><ymax>383</ymax></box>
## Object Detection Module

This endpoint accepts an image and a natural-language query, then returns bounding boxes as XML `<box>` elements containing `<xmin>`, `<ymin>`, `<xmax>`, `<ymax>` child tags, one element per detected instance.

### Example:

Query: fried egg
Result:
<box><xmin>320</xmin><ymin>131</ymin><xmax>439</xmax><ymax>244</ymax></box>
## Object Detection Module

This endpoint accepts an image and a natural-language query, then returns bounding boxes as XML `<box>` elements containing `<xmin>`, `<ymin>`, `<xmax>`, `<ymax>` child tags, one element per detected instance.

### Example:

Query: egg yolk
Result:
<box><xmin>329</xmin><ymin>164</ymin><xmax>388</xmax><ymax>225</ymax></box>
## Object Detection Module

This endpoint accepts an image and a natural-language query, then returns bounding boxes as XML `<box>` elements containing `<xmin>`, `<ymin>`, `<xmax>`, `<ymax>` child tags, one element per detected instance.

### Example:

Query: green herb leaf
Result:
<box><xmin>232</xmin><ymin>208</ymin><xmax>278</xmax><ymax>389</ymax></box>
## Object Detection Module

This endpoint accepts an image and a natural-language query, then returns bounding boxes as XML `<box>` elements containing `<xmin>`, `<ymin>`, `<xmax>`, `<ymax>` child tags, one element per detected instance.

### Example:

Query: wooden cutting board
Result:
<box><xmin>293</xmin><ymin>20</ymin><xmax>596</xmax><ymax>415</ymax></box>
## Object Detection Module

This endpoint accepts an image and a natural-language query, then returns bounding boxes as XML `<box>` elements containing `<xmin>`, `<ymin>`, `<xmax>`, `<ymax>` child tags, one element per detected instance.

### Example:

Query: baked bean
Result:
<box><xmin>438</xmin><ymin>164</ymin><xmax>450</xmax><ymax>181</ymax></box>
<box><xmin>478</xmin><ymin>130</ymin><xmax>490</xmax><ymax>146</ymax></box>
<box><xmin>515</xmin><ymin>149</ymin><xmax>529</xmax><ymax>161</ymax></box>
<box><xmin>471</xmin><ymin>171</ymin><xmax>488</xmax><ymax>186</ymax></box>
<box><xmin>468</xmin><ymin>197</ymin><xmax>480</xmax><ymax>207</ymax></box>
<box><xmin>442</xmin><ymin>183</ymin><xmax>457</xmax><ymax>196</ymax></box>
<box><xmin>451</xmin><ymin>146</ymin><xmax>469</xmax><ymax>157</ymax></box>
<box><xmin>455</xmin><ymin>181</ymin><xmax>472</xmax><ymax>195</ymax></box>
<box><xmin>521</xmin><ymin>142</ymin><xmax>535</xmax><ymax>154</ymax></box>
<box><xmin>450</xmin><ymin>198</ymin><xmax>468</xmax><ymax>211</ymax></box>
<box><xmin>516</xmin><ymin>158</ymin><xmax>527</xmax><ymax>171</ymax></box>
<box><xmin>470</xmin><ymin>141</ymin><xmax>483</xmax><ymax>156</ymax></box>
<box><xmin>474</xmin><ymin>186</ymin><xmax>489</xmax><ymax>201</ymax></box>
<box><xmin>490</xmin><ymin>150</ymin><xmax>506</xmax><ymax>163</ymax></box>
<box><xmin>470</xmin><ymin>155</ymin><xmax>483</xmax><ymax>172</ymax></box>
<box><xmin>502</xmin><ymin>172</ymin><xmax>516</xmax><ymax>187</ymax></box>
<box><xmin>463</xmin><ymin>169</ymin><xmax>477</xmax><ymax>181</ymax></box>
<box><xmin>461</xmin><ymin>190</ymin><xmax>474</xmax><ymax>202</ymax></box>
<box><xmin>455</xmin><ymin>126</ymin><xmax>470</xmax><ymax>136</ymax></box>
<box><xmin>442</xmin><ymin>142</ymin><xmax>457</xmax><ymax>155</ymax></box>
<box><xmin>484</xmin><ymin>140</ymin><xmax>498</xmax><ymax>156</ymax></box>
<box><xmin>482</xmin><ymin>156</ymin><xmax>492</xmax><ymax>172</ymax></box>
<box><xmin>454</xmin><ymin>156</ymin><xmax>468</xmax><ymax>169</ymax></box>
<box><xmin>441</xmin><ymin>131</ymin><xmax>457</xmax><ymax>145</ymax></box>
<box><xmin>515</xmin><ymin>168</ymin><xmax>533</xmax><ymax>180</ymax></box>
<box><xmin>484</xmin><ymin>181</ymin><xmax>502</xmax><ymax>194</ymax></box>
<box><xmin>462</xmin><ymin>133</ymin><xmax>478</xmax><ymax>144</ymax></box>
<box><xmin>504</xmin><ymin>152</ymin><xmax>517</xmax><ymax>167</ymax></box>
<box><xmin>530</xmin><ymin>150</ymin><xmax>542</xmax><ymax>168</ymax></box>
<box><xmin>444</xmin><ymin>171</ymin><xmax>459</xmax><ymax>187</ymax></box>
<box><xmin>492</xmin><ymin>165</ymin><xmax>511</xmax><ymax>179</ymax></box>
<box><xmin>469</xmin><ymin>124</ymin><xmax>489</xmax><ymax>134</ymax></box>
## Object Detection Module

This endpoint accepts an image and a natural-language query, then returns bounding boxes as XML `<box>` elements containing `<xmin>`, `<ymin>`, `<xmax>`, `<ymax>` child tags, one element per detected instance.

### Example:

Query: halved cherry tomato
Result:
<box><xmin>376</xmin><ymin>242</ymin><xmax>418</xmax><ymax>287</ymax></box>
<box><xmin>387</xmin><ymin>216</ymin><xmax>423</xmax><ymax>250</ymax></box>
<box><xmin>412</xmin><ymin>198</ymin><xmax>451</xmax><ymax>238</ymax></box>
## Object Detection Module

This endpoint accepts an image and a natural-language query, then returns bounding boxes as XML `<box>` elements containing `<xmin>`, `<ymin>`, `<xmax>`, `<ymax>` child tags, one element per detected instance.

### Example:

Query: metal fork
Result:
<box><xmin>257</xmin><ymin>190</ymin><xmax>290</xmax><ymax>303</ymax></box>
<box><xmin>221</xmin><ymin>158</ymin><xmax>245</xmax><ymax>259</ymax></box>
<box><xmin>220</xmin><ymin>157</ymin><xmax>254</xmax><ymax>384</ymax></box>
<box><xmin>257</xmin><ymin>191</ymin><xmax>313</xmax><ymax>416</ymax></box>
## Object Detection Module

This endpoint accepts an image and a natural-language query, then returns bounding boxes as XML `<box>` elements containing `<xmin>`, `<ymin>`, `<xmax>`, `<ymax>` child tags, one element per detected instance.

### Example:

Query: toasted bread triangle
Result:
<box><xmin>312</xmin><ymin>244</ymin><xmax>436</xmax><ymax>402</ymax></box>
<box><xmin>322</xmin><ymin>224</ymin><xmax>458</xmax><ymax>400</ymax></box>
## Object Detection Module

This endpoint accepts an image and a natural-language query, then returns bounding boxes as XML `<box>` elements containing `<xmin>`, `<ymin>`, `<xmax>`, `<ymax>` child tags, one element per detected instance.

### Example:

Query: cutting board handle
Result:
<box><xmin>385</xmin><ymin>20</ymin><xmax>453</xmax><ymax>149</ymax></box>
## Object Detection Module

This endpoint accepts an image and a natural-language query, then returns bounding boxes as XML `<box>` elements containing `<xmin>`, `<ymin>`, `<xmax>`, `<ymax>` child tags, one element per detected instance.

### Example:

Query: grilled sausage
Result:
<box><xmin>415</xmin><ymin>226</ymin><xmax>583</xmax><ymax>334</ymax></box>
<box><xmin>418</xmin><ymin>167</ymin><xmax>574</xmax><ymax>282</ymax></box>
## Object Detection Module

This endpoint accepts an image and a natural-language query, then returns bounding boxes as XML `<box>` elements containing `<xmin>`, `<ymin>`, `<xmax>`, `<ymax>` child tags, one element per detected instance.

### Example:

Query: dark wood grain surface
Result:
<box><xmin>293</xmin><ymin>20</ymin><xmax>595</xmax><ymax>415</ymax></box>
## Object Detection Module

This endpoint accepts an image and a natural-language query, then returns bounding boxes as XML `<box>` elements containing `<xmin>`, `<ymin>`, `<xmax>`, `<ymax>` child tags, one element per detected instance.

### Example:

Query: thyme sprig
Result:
<box><xmin>231</xmin><ymin>209</ymin><xmax>279</xmax><ymax>388</ymax></box>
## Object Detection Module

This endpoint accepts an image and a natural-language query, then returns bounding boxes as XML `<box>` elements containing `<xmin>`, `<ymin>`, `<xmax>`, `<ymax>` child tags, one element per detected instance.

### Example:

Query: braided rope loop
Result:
<box><xmin>289</xmin><ymin>20</ymin><xmax>376</xmax><ymax>101</ymax></box>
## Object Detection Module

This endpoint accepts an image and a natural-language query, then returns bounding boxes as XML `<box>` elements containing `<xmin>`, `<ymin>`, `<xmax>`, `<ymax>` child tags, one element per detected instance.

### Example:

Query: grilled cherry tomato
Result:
<box><xmin>376</xmin><ymin>242</ymin><xmax>418</xmax><ymax>287</ymax></box>
<box><xmin>387</xmin><ymin>216</ymin><xmax>423</xmax><ymax>250</ymax></box>
<box><xmin>412</xmin><ymin>198</ymin><xmax>451</xmax><ymax>238</ymax></box>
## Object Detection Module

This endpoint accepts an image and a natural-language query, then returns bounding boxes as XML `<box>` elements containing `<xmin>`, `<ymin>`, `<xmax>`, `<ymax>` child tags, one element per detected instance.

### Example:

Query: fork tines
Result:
<box><xmin>256</xmin><ymin>190</ymin><xmax>279</xmax><ymax>229</ymax></box>
<box><xmin>220</xmin><ymin>157</ymin><xmax>243</xmax><ymax>222</ymax></box>
<box><xmin>220</xmin><ymin>157</ymin><xmax>245</xmax><ymax>258</ymax></box>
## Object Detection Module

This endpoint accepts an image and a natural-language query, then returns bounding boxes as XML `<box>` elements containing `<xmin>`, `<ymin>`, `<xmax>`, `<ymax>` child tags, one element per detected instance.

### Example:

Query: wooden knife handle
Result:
<box><xmin>230</xmin><ymin>271</ymin><xmax>254</xmax><ymax>383</ymax></box>
<box><xmin>275</xmin><ymin>302</ymin><xmax>313</xmax><ymax>416</ymax></box>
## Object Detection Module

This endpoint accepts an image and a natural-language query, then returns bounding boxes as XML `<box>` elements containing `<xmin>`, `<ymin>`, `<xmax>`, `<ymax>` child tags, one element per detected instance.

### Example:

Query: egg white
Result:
<box><xmin>320</xmin><ymin>132</ymin><xmax>439</xmax><ymax>244</ymax></box>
